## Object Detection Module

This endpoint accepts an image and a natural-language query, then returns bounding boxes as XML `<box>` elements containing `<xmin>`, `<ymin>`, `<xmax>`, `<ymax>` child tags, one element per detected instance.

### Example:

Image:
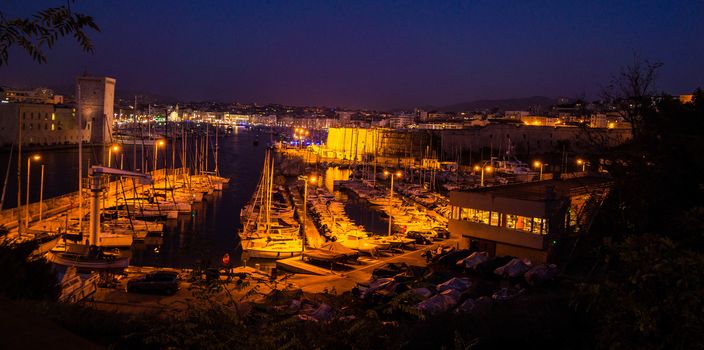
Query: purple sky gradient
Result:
<box><xmin>1</xmin><ymin>0</ymin><xmax>703</xmax><ymax>110</ymax></box>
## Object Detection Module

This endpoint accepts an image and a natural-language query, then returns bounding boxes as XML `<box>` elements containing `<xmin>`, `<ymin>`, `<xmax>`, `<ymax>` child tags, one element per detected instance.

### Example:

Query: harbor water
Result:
<box><xmin>1</xmin><ymin>129</ymin><xmax>396</xmax><ymax>268</ymax></box>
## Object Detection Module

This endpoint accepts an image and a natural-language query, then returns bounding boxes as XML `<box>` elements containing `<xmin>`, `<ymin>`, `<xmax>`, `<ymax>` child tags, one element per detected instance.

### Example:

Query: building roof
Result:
<box><xmin>459</xmin><ymin>174</ymin><xmax>613</xmax><ymax>202</ymax></box>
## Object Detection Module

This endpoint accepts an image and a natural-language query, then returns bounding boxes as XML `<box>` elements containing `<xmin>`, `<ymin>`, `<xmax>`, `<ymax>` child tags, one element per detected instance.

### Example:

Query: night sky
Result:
<box><xmin>1</xmin><ymin>0</ymin><xmax>703</xmax><ymax>110</ymax></box>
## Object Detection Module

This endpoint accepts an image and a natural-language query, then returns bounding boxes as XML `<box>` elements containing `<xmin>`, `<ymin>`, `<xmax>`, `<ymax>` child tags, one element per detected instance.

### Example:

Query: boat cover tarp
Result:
<box><xmin>456</xmin><ymin>251</ymin><xmax>490</xmax><ymax>269</ymax></box>
<box><xmin>524</xmin><ymin>264</ymin><xmax>558</xmax><ymax>285</ymax></box>
<box><xmin>413</xmin><ymin>287</ymin><xmax>434</xmax><ymax>299</ymax></box>
<box><xmin>303</xmin><ymin>241</ymin><xmax>359</xmax><ymax>262</ymax></box>
<box><xmin>494</xmin><ymin>258</ymin><xmax>532</xmax><ymax>278</ymax></box>
<box><xmin>416</xmin><ymin>288</ymin><xmax>461</xmax><ymax>315</ymax></box>
<box><xmin>436</xmin><ymin>277</ymin><xmax>471</xmax><ymax>292</ymax></box>
<box><xmin>303</xmin><ymin>249</ymin><xmax>345</xmax><ymax>262</ymax></box>
<box><xmin>319</xmin><ymin>241</ymin><xmax>358</xmax><ymax>258</ymax></box>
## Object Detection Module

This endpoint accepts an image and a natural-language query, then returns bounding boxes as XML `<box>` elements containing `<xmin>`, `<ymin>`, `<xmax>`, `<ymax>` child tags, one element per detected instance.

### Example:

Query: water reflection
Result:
<box><xmin>127</xmin><ymin>130</ymin><xmax>267</xmax><ymax>268</ymax></box>
<box><xmin>323</xmin><ymin>166</ymin><xmax>352</xmax><ymax>192</ymax></box>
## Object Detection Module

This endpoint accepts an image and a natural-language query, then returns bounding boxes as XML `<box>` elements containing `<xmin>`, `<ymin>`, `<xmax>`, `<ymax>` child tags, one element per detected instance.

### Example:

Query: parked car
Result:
<box><xmin>126</xmin><ymin>271</ymin><xmax>179</xmax><ymax>295</ymax></box>
<box><xmin>405</xmin><ymin>231</ymin><xmax>432</xmax><ymax>245</ymax></box>
<box><xmin>432</xmin><ymin>227</ymin><xmax>451</xmax><ymax>239</ymax></box>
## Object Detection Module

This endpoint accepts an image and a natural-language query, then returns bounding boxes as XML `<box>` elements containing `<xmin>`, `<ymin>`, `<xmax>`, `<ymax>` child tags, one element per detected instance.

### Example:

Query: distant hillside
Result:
<box><xmin>436</xmin><ymin>96</ymin><xmax>555</xmax><ymax>112</ymax></box>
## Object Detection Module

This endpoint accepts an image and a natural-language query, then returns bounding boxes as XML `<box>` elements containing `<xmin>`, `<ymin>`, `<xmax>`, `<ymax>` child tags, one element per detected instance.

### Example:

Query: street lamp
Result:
<box><xmin>108</xmin><ymin>144</ymin><xmax>120</xmax><ymax>168</ymax></box>
<box><xmin>576</xmin><ymin>159</ymin><xmax>586</xmax><ymax>172</ymax></box>
<box><xmin>534</xmin><ymin>161</ymin><xmax>548</xmax><ymax>181</ymax></box>
<box><xmin>154</xmin><ymin>139</ymin><xmax>166</xmax><ymax>173</ymax></box>
<box><xmin>473</xmin><ymin>165</ymin><xmax>492</xmax><ymax>187</ymax></box>
<box><xmin>39</xmin><ymin>162</ymin><xmax>44</xmax><ymax>227</ymax></box>
<box><xmin>25</xmin><ymin>154</ymin><xmax>41</xmax><ymax>229</ymax></box>
<box><xmin>298</xmin><ymin>174</ymin><xmax>318</xmax><ymax>257</ymax></box>
<box><xmin>383</xmin><ymin>170</ymin><xmax>402</xmax><ymax>236</ymax></box>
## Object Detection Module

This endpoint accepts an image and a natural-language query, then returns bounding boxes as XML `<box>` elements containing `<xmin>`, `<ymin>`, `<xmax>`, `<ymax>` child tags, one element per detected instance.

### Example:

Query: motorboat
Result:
<box><xmin>337</xmin><ymin>232</ymin><xmax>380</xmax><ymax>255</ymax></box>
<box><xmin>46</xmin><ymin>242</ymin><xmax>129</xmax><ymax>270</ymax></box>
<box><xmin>303</xmin><ymin>241</ymin><xmax>359</xmax><ymax>263</ymax></box>
<box><xmin>241</xmin><ymin>236</ymin><xmax>303</xmax><ymax>259</ymax></box>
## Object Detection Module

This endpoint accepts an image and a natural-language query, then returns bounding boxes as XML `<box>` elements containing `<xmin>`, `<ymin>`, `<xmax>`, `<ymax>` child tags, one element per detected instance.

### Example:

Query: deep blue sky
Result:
<box><xmin>1</xmin><ymin>0</ymin><xmax>703</xmax><ymax>110</ymax></box>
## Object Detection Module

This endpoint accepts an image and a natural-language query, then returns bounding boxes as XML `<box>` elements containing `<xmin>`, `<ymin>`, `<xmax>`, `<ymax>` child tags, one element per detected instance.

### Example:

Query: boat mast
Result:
<box><xmin>77</xmin><ymin>83</ymin><xmax>83</xmax><ymax>233</ymax></box>
<box><xmin>181</xmin><ymin>124</ymin><xmax>185</xmax><ymax>176</ymax></box>
<box><xmin>215</xmin><ymin>124</ymin><xmax>219</xmax><ymax>176</ymax></box>
<box><xmin>205</xmin><ymin>123</ymin><xmax>209</xmax><ymax>173</ymax></box>
<box><xmin>266</xmin><ymin>154</ymin><xmax>274</xmax><ymax>235</ymax></box>
<box><xmin>0</xmin><ymin>143</ymin><xmax>14</xmax><ymax>211</ymax></box>
<box><xmin>16</xmin><ymin>107</ymin><xmax>22</xmax><ymax>235</ymax></box>
<box><xmin>133</xmin><ymin>96</ymin><xmax>137</xmax><ymax>172</ymax></box>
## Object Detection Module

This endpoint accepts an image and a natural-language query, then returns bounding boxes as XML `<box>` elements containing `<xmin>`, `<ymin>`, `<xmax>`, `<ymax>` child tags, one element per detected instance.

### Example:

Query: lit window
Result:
<box><xmin>532</xmin><ymin>218</ymin><xmax>544</xmax><ymax>234</ymax></box>
<box><xmin>522</xmin><ymin>217</ymin><xmax>533</xmax><ymax>232</ymax></box>
<box><xmin>472</xmin><ymin>210</ymin><xmax>490</xmax><ymax>224</ymax></box>
<box><xmin>51</xmin><ymin>124</ymin><xmax>55</xmax><ymax>131</ymax></box>
<box><xmin>506</xmin><ymin>215</ymin><xmax>517</xmax><ymax>229</ymax></box>
<box><xmin>490</xmin><ymin>212</ymin><xmax>499</xmax><ymax>226</ymax></box>
<box><xmin>460</xmin><ymin>208</ymin><xmax>470</xmax><ymax>220</ymax></box>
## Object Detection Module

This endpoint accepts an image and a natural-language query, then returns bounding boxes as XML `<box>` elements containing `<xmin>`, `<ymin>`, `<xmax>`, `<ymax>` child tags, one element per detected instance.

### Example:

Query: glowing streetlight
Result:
<box><xmin>298</xmin><ymin>174</ymin><xmax>318</xmax><ymax>256</ymax></box>
<box><xmin>25</xmin><ymin>154</ymin><xmax>41</xmax><ymax>228</ymax></box>
<box><xmin>474</xmin><ymin>164</ymin><xmax>491</xmax><ymax>187</ymax></box>
<box><xmin>534</xmin><ymin>161</ymin><xmax>547</xmax><ymax>180</ymax></box>
<box><xmin>384</xmin><ymin>170</ymin><xmax>402</xmax><ymax>236</ymax></box>
<box><xmin>576</xmin><ymin>159</ymin><xmax>586</xmax><ymax>172</ymax></box>
<box><xmin>154</xmin><ymin>139</ymin><xmax>166</xmax><ymax>173</ymax></box>
<box><xmin>108</xmin><ymin>144</ymin><xmax>120</xmax><ymax>168</ymax></box>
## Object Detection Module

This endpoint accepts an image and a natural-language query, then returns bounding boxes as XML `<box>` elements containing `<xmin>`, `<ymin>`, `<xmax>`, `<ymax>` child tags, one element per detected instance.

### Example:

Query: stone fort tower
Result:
<box><xmin>76</xmin><ymin>76</ymin><xmax>115</xmax><ymax>144</ymax></box>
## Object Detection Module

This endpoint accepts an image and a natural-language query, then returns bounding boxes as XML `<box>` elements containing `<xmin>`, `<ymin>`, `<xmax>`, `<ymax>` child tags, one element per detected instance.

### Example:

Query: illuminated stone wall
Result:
<box><xmin>77</xmin><ymin>76</ymin><xmax>116</xmax><ymax>144</ymax></box>
<box><xmin>322</xmin><ymin>125</ymin><xmax>630</xmax><ymax>163</ymax></box>
<box><xmin>325</xmin><ymin>127</ymin><xmax>379</xmax><ymax>160</ymax></box>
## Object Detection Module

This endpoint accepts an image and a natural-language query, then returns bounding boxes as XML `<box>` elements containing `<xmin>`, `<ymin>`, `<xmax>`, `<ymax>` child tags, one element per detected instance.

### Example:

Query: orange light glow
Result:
<box><xmin>32</xmin><ymin>154</ymin><xmax>41</xmax><ymax>161</ymax></box>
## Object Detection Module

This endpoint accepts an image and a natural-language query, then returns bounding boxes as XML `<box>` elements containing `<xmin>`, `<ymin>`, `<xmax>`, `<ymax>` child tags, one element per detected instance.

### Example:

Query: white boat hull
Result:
<box><xmin>243</xmin><ymin>249</ymin><xmax>302</xmax><ymax>259</ymax></box>
<box><xmin>46</xmin><ymin>251</ymin><xmax>129</xmax><ymax>270</ymax></box>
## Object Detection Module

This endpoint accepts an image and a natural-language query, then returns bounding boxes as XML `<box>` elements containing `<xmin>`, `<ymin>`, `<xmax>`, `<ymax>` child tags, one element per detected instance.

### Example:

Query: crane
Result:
<box><xmin>86</xmin><ymin>166</ymin><xmax>152</xmax><ymax>246</ymax></box>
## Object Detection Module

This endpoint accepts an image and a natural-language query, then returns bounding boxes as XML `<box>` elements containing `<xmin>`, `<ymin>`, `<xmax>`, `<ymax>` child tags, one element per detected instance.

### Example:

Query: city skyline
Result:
<box><xmin>1</xmin><ymin>0</ymin><xmax>703</xmax><ymax>110</ymax></box>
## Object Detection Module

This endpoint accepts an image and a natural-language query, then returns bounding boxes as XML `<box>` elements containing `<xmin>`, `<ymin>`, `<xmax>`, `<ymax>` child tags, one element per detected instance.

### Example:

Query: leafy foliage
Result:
<box><xmin>578</xmin><ymin>234</ymin><xmax>704</xmax><ymax>349</ymax></box>
<box><xmin>0</xmin><ymin>240</ymin><xmax>59</xmax><ymax>300</ymax></box>
<box><xmin>576</xmin><ymin>89</ymin><xmax>704</xmax><ymax>349</ymax></box>
<box><xmin>0</xmin><ymin>3</ymin><xmax>99</xmax><ymax>65</ymax></box>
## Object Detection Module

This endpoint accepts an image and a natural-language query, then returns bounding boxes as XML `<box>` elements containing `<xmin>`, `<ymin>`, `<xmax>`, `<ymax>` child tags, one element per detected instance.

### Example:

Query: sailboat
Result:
<box><xmin>490</xmin><ymin>138</ymin><xmax>537</xmax><ymax>182</ymax></box>
<box><xmin>46</xmin><ymin>166</ymin><xmax>151</xmax><ymax>270</ymax></box>
<box><xmin>240</xmin><ymin>150</ymin><xmax>302</xmax><ymax>259</ymax></box>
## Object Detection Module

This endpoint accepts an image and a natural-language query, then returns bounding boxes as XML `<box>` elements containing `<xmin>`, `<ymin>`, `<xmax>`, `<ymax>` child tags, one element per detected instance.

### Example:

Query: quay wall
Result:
<box><xmin>0</xmin><ymin>168</ymin><xmax>176</xmax><ymax>231</ymax></box>
<box><xmin>323</xmin><ymin>125</ymin><xmax>632</xmax><ymax>161</ymax></box>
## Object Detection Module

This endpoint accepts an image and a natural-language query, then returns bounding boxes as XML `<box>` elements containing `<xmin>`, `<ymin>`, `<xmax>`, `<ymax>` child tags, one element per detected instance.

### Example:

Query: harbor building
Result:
<box><xmin>448</xmin><ymin>175</ymin><xmax>612</xmax><ymax>263</ymax></box>
<box><xmin>321</xmin><ymin>125</ymin><xmax>631</xmax><ymax>164</ymax></box>
<box><xmin>0</xmin><ymin>102</ymin><xmax>88</xmax><ymax>147</ymax></box>
<box><xmin>77</xmin><ymin>76</ymin><xmax>116</xmax><ymax>144</ymax></box>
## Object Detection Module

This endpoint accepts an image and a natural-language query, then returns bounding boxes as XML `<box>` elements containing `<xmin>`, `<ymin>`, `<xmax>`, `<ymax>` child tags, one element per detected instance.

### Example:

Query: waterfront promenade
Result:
<box><xmin>0</xmin><ymin>168</ymin><xmax>182</xmax><ymax>242</ymax></box>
